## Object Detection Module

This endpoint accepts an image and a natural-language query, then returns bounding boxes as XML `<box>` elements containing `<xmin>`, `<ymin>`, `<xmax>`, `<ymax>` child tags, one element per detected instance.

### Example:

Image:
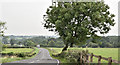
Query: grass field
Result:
<box><xmin>1</xmin><ymin>47</ymin><xmax>40</xmax><ymax>63</ymax></box>
<box><xmin>1</xmin><ymin>48</ymin><xmax>34</xmax><ymax>53</ymax></box>
<box><xmin>48</xmin><ymin>48</ymin><xmax>119</xmax><ymax>63</ymax></box>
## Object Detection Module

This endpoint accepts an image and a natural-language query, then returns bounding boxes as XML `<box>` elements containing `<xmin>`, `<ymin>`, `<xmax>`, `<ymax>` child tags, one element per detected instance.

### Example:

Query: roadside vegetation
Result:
<box><xmin>1</xmin><ymin>47</ymin><xmax>39</xmax><ymax>63</ymax></box>
<box><xmin>47</xmin><ymin>48</ymin><xmax>68</xmax><ymax>63</ymax></box>
<box><xmin>47</xmin><ymin>48</ymin><xmax>118</xmax><ymax>63</ymax></box>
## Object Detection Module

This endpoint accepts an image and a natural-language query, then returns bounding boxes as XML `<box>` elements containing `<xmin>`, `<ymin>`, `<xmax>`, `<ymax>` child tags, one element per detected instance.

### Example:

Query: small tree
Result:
<box><xmin>48</xmin><ymin>40</ymin><xmax>56</xmax><ymax>47</ymax></box>
<box><xmin>0</xmin><ymin>43</ymin><xmax>7</xmax><ymax>52</ymax></box>
<box><xmin>17</xmin><ymin>41</ymin><xmax>22</xmax><ymax>45</ymax></box>
<box><xmin>0</xmin><ymin>21</ymin><xmax>6</xmax><ymax>51</ymax></box>
<box><xmin>105</xmin><ymin>42</ymin><xmax>113</xmax><ymax>48</ymax></box>
<box><xmin>2</xmin><ymin>36</ymin><xmax>8</xmax><ymax>44</ymax></box>
<box><xmin>43</xmin><ymin>2</ymin><xmax>115</xmax><ymax>51</ymax></box>
<box><xmin>25</xmin><ymin>40</ymin><xmax>35</xmax><ymax>47</ymax></box>
<box><xmin>0</xmin><ymin>21</ymin><xmax>6</xmax><ymax>36</ymax></box>
<box><xmin>87</xmin><ymin>42</ymin><xmax>99</xmax><ymax>48</ymax></box>
<box><xmin>10</xmin><ymin>39</ymin><xmax>15</xmax><ymax>46</ymax></box>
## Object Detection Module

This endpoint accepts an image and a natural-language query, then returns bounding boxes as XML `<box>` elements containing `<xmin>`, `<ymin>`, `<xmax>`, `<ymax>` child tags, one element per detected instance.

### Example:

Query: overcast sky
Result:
<box><xmin>0</xmin><ymin>0</ymin><xmax>119</xmax><ymax>36</ymax></box>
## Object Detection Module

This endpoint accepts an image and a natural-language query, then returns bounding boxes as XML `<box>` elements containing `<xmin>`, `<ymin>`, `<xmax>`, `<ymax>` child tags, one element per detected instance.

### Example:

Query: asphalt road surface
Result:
<box><xmin>2</xmin><ymin>48</ymin><xmax>59</xmax><ymax>65</ymax></box>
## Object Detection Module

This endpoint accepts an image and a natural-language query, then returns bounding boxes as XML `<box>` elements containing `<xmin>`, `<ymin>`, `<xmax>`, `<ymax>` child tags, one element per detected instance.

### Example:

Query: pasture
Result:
<box><xmin>48</xmin><ymin>48</ymin><xmax>119</xmax><ymax>63</ymax></box>
<box><xmin>2</xmin><ymin>48</ymin><xmax>34</xmax><ymax>53</ymax></box>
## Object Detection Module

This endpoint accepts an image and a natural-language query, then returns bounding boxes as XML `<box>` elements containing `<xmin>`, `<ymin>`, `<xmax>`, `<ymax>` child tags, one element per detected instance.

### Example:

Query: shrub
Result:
<box><xmin>8</xmin><ymin>52</ymin><xmax>14</xmax><ymax>56</ymax></box>
<box><xmin>18</xmin><ymin>53</ymin><xmax>26</xmax><ymax>57</ymax></box>
<box><xmin>27</xmin><ymin>53</ymin><xmax>36</xmax><ymax>57</ymax></box>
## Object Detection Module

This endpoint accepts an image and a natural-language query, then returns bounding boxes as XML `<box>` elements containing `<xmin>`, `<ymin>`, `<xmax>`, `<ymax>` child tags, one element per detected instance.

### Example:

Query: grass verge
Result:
<box><xmin>46</xmin><ymin>48</ymin><xmax>69</xmax><ymax>63</ymax></box>
<box><xmin>46</xmin><ymin>47</ymin><xmax>119</xmax><ymax>63</ymax></box>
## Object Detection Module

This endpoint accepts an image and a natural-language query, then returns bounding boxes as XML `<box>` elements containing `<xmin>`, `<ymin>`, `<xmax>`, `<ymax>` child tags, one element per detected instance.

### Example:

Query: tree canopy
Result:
<box><xmin>43</xmin><ymin>2</ymin><xmax>115</xmax><ymax>51</ymax></box>
<box><xmin>25</xmin><ymin>40</ymin><xmax>36</xmax><ymax>47</ymax></box>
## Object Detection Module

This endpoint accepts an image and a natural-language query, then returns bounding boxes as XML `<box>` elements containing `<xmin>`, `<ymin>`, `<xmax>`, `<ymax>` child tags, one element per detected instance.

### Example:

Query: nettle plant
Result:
<box><xmin>43</xmin><ymin>2</ymin><xmax>115</xmax><ymax>51</ymax></box>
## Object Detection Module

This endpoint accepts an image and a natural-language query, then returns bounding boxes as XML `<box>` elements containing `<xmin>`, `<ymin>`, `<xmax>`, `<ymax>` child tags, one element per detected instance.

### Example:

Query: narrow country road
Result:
<box><xmin>2</xmin><ymin>48</ymin><xmax>59</xmax><ymax>65</ymax></box>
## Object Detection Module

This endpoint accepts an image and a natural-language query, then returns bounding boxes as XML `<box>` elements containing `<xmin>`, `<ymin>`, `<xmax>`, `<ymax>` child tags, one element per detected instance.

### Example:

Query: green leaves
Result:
<box><xmin>43</xmin><ymin>2</ymin><xmax>115</xmax><ymax>47</ymax></box>
<box><xmin>55</xmin><ymin>20</ymin><xmax>61</xmax><ymax>27</ymax></box>
<box><xmin>110</xmin><ymin>14</ymin><xmax>115</xmax><ymax>17</ymax></box>
<box><xmin>0</xmin><ymin>21</ymin><xmax>6</xmax><ymax>36</ymax></box>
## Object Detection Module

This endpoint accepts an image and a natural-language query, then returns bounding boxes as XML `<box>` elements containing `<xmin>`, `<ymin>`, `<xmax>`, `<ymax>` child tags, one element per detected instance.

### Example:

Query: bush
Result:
<box><xmin>8</xmin><ymin>52</ymin><xmax>14</xmax><ymax>56</ymax></box>
<box><xmin>87</xmin><ymin>42</ymin><xmax>99</xmax><ymax>48</ymax></box>
<box><xmin>18</xmin><ymin>53</ymin><xmax>26</xmax><ymax>57</ymax></box>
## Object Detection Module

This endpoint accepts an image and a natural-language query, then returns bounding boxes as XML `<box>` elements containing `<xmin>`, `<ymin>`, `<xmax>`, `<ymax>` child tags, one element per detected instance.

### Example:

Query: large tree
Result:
<box><xmin>43</xmin><ymin>2</ymin><xmax>115</xmax><ymax>51</ymax></box>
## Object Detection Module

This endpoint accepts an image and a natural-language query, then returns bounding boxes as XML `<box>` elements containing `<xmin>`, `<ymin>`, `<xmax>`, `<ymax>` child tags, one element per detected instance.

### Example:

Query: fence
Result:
<box><xmin>78</xmin><ymin>50</ymin><xmax>120</xmax><ymax>65</ymax></box>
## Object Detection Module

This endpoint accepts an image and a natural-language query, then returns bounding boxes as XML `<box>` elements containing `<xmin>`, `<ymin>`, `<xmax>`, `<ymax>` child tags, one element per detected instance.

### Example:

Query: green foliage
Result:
<box><xmin>10</xmin><ymin>39</ymin><xmax>16</xmax><ymax>46</ymax></box>
<box><xmin>0</xmin><ymin>21</ymin><xmax>6</xmax><ymax>36</ymax></box>
<box><xmin>2</xmin><ymin>36</ymin><xmax>9</xmax><ymax>44</ymax></box>
<box><xmin>87</xmin><ymin>42</ymin><xmax>99</xmax><ymax>48</ymax></box>
<box><xmin>48</xmin><ymin>40</ymin><xmax>56</xmax><ymax>47</ymax></box>
<box><xmin>1</xmin><ymin>35</ymin><xmax>119</xmax><ymax>48</ymax></box>
<box><xmin>1</xmin><ymin>47</ymin><xmax>40</xmax><ymax>63</ymax></box>
<box><xmin>8</xmin><ymin>52</ymin><xmax>14</xmax><ymax>56</ymax></box>
<box><xmin>49</xmin><ymin>48</ymin><xmax>118</xmax><ymax>63</ymax></box>
<box><xmin>0</xmin><ymin>42</ymin><xmax>3</xmax><ymax>52</ymax></box>
<box><xmin>18</xmin><ymin>53</ymin><xmax>26</xmax><ymax>57</ymax></box>
<box><xmin>17</xmin><ymin>41</ymin><xmax>22</xmax><ymax>45</ymax></box>
<box><xmin>0</xmin><ymin>21</ymin><xmax>6</xmax><ymax>52</ymax></box>
<box><xmin>25</xmin><ymin>40</ymin><xmax>36</xmax><ymax>47</ymax></box>
<box><xmin>2</xmin><ymin>44</ymin><xmax>8</xmax><ymax>51</ymax></box>
<box><xmin>44</xmin><ymin>2</ymin><xmax>115</xmax><ymax>48</ymax></box>
<box><xmin>104</xmin><ymin>42</ymin><xmax>113</xmax><ymax>48</ymax></box>
<box><xmin>0</xmin><ymin>43</ymin><xmax>8</xmax><ymax>52</ymax></box>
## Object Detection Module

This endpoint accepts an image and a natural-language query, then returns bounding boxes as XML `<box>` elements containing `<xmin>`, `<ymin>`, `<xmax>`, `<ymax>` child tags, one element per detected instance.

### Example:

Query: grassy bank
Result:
<box><xmin>47</xmin><ymin>48</ymin><xmax>68</xmax><ymax>63</ymax></box>
<box><xmin>47</xmin><ymin>48</ymin><xmax>119</xmax><ymax>63</ymax></box>
<box><xmin>1</xmin><ymin>47</ymin><xmax>40</xmax><ymax>63</ymax></box>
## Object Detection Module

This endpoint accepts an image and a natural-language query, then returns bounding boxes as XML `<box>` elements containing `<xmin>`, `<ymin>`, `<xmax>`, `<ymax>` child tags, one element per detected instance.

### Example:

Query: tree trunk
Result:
<box><xmin>62</xmin><ymin>44</ymin><xmax>68</xmax><ymax>51</ymax></box>
<box><xmin>70</xmin><ymin>43</ymin><xmax>73</xmax><ymax>47</ymax></box>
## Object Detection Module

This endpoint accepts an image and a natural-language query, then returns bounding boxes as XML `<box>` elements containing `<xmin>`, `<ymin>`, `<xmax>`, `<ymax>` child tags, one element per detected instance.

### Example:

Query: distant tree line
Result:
<box><xmin>1</xmin><ymin>36</ymin><xmax>64</xmax><ymax>47</ymax></box>
<box><xmin>1</xmin><ymin>35</ymin><xmax>120</xmax><ymax>48</ymax></box>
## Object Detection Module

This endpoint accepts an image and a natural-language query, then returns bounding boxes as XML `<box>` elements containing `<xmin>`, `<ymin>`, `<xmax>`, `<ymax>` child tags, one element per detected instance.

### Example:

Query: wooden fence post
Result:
<box><xmin>77</xmin><ymin>53</ymin><xmax>81</xmax><ymax>65</ymax></box>
<box><xmin>98</xmin><ymin>56</ymin><xmax>102</xmax><ymax>65</ymax></box>
<box><xmin>80</xmin><ymin>53</ymin><xmax>83</xmax><ymax>63</ymax></box>
<box><xmin>86</xmin><ymin>54</ymin><xmax>89</xmax><ymax>62</ymax></box>
<box><xmin>108</xmin><ymin>57</ymin><xmax>112</xmax><ymax>65</ymax></box>
<box><xmin>86</xmin><ymin>54</ymin><xmax>90</xmax><ymax>65</ymax></box>
<box><xmin>90</xmin><ymin>53</ymin><xmax>94</xmax><ymax>62</ymax></box>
